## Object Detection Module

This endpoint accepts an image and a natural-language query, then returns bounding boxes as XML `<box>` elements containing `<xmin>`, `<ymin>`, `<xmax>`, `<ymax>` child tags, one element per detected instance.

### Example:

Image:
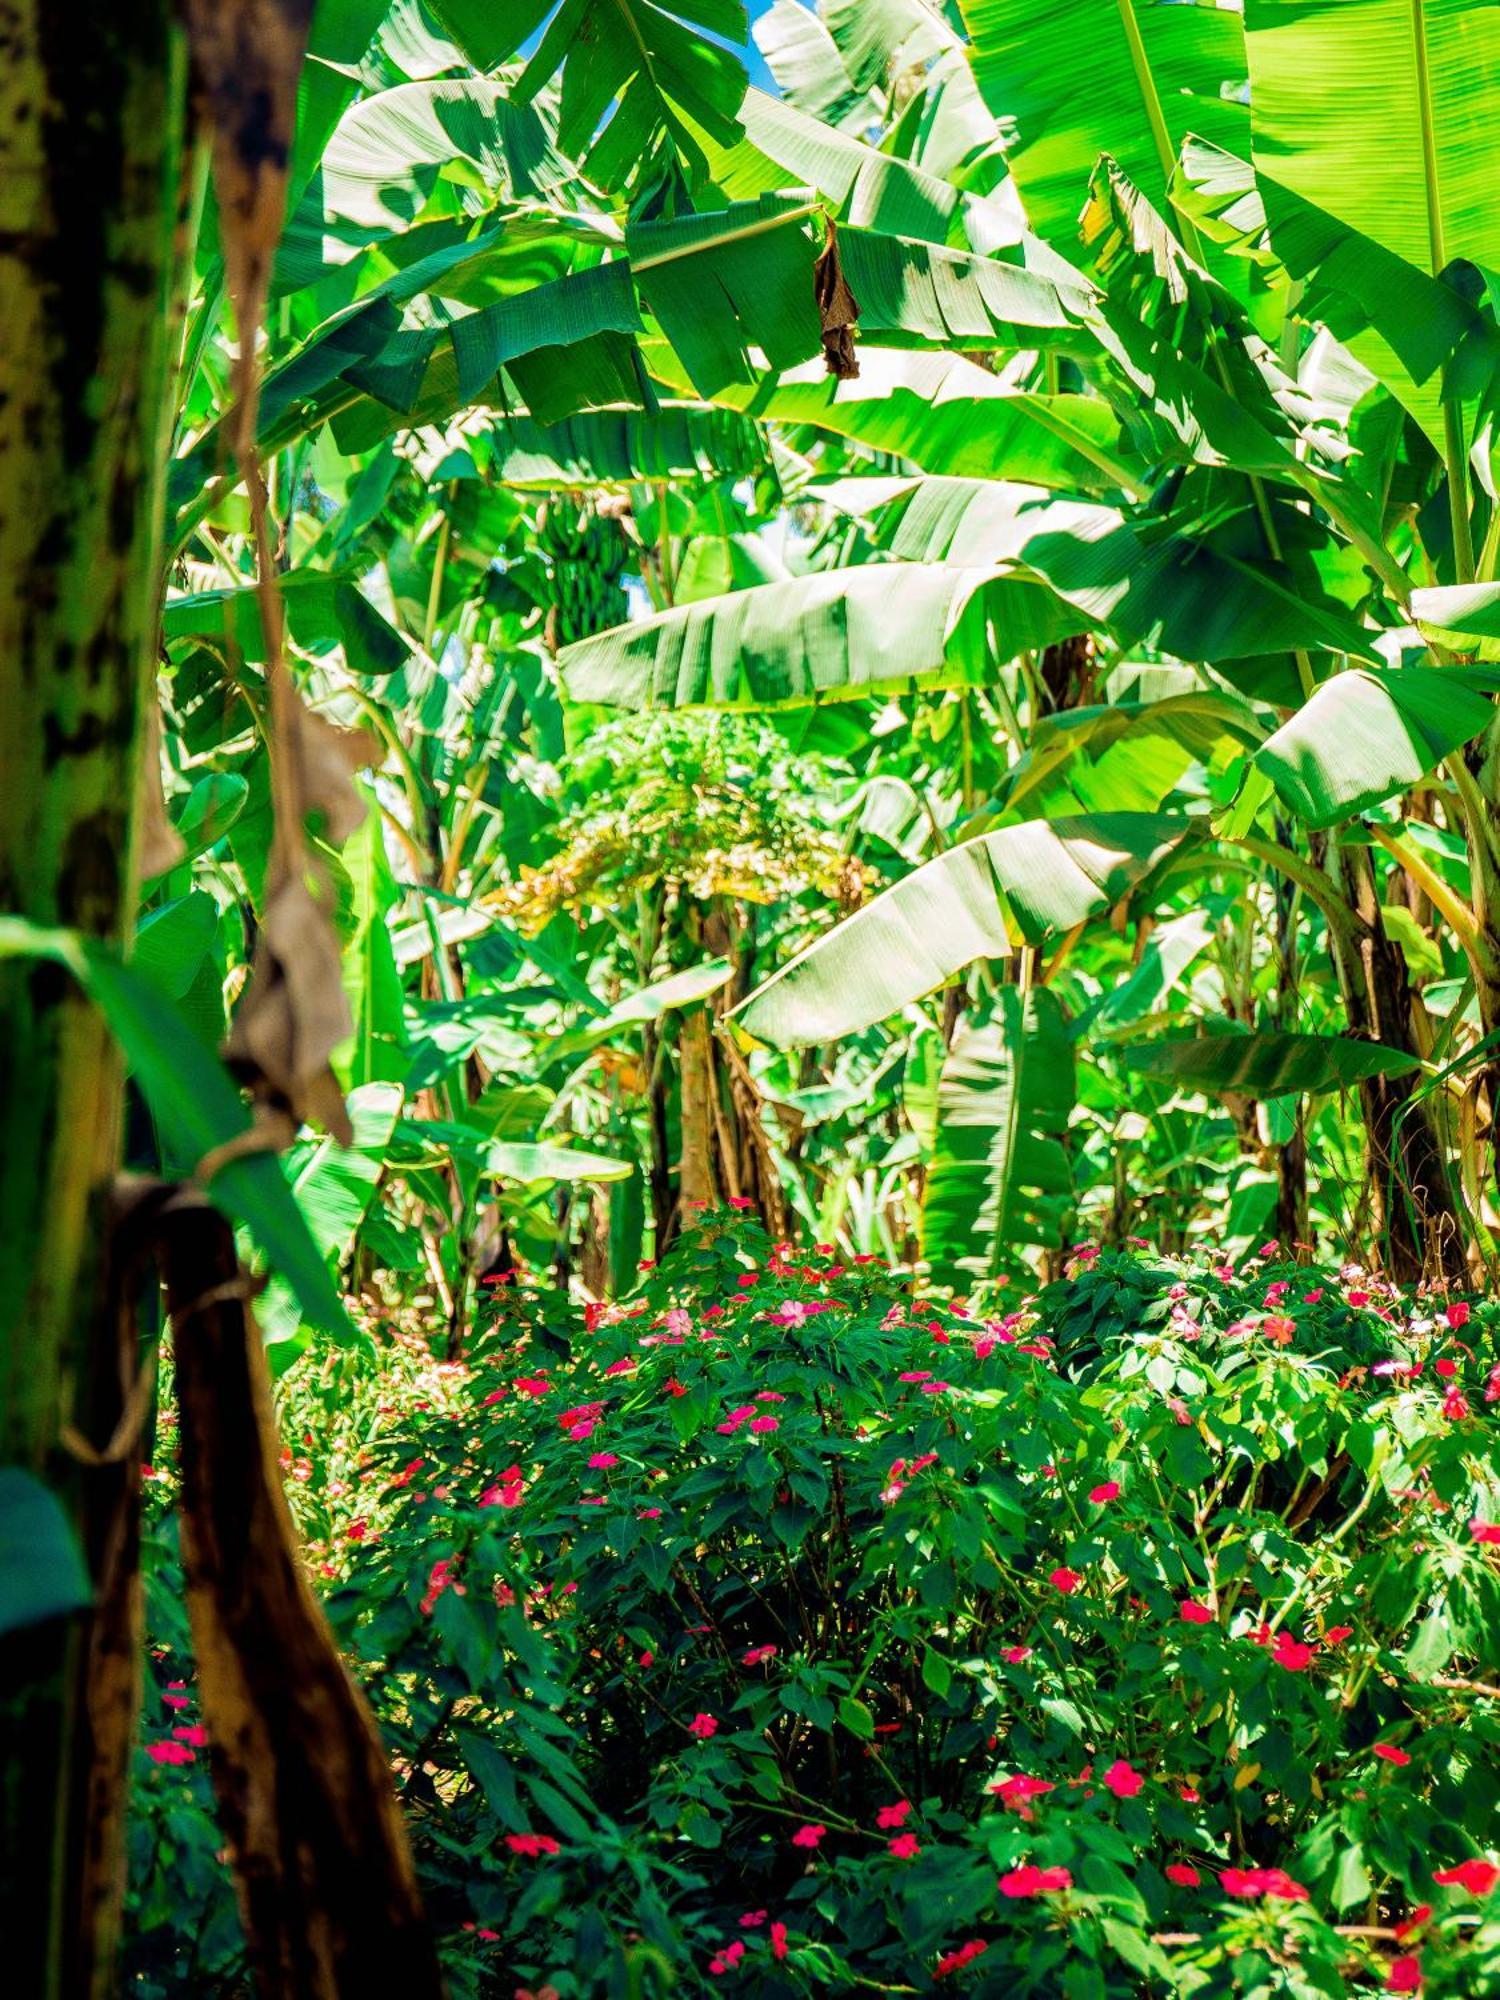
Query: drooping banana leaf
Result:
<box><xmin>920</xmin><ymin>987</ymin><xmax>1076</xmax><ymax>1279</ymax></box>
<box><xmin>753</xmin><ymin>0</ymin><xmax>880</xmax><ymax>130</ymax></box>
<box><xmin>1122</xmin><ymin>1025</ymin><xmax>1423</xmax><ymax>1094</ymax></box>
<box><xmin>1254</xmin><ymin>667</ymin><xmax>1500</xmax><ymax>826</ymax></box>
<box><xmin>1413</xmin><ymin>581</ymin><xmax>1500</xmax><ymax>662</ymax></box>
<box><xmin>857</xmin><ymin>476</ymin><xmax>1376</xmax><ymax>662</ymax></box>
<box><xmin>729</xmin><ymin>813</ymin><xmax>1189</xmax><ymax>1047</ymax></box>
<box><xmin>557</xmin><ymin>561</ymin><xmax>1083</xmax><ymax>711</ymax></box>
<box><xmin>1173</xmin><ymin>135</ymin><xmax>1485</xmax><ymax>446</ymax></box>
<box><xmin>478</xmin><ymin>406</ymin><xmax>771</xmax><ymax>487</ymax></box>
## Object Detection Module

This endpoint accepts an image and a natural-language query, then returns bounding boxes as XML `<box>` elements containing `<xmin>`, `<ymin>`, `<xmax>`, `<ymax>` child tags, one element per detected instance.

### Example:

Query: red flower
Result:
<box><xmin>888</xmin><ymin>1833</ymin><xmax>921</xmax><ymax>1859</ymax></box>
<box><xmin>876</xmin><ymin>1799</ymin><xmax>912</xmax><ymax>1828</ymax></box>
<box><xmin>1395</xmin><ymin>1905</ymin><xmax>1433</xmax><ymax>1941</ymax></box>
<box><xmin>1088</xmin><ymin>1480</ymin><xmax>1121</xmax><ymax>1504</ymax></box>
<box><xmin>999</xmin><ymin>1864</ymin><xmax>1072</xmax><ymax>1899</ymax></box>
<box><xmin>1433</xmin><ymin>1858</ymin><xmax>1499</xmax><ymax>1895</ymax></box>
<box><xmin>742</xmin><ymin>1645</ymin><xmax>778</xmax><ymax>1667</ymax></box>
<box><xmin>1179</xmin><ymin>1599</ymin><xmax>1215</xmax><ymax>1624</ymax></box>
<box><xmin>1471</xmin><ymin>1520</ymin><xmax>1500</xmax><ymax>1545</ymax></box>
<box><xmin>1386</xmin><ymin>1955</ymin><xmax>1423</xmax><ymax>1994</ymax></box>
<box><xmin>687</xmin><ymin>1713</ymin><xmax>718</xmax><ymax>1739</ymax></box>
<box><xmin>1103</xmin><ymin>1758</ymin><xmax>1144</xmax><ymax>1799</ymax></box>
<box><xmin>989</xmin><ymin>1774</ymin><xmax>1055</xmax><ymax>1811</ymax></box>
<box><xmin>172</xmin><ymin>1724</ymin><xmax>208</xmax><ymax>1747</ymax></box>
<box><xmin>504</xmin><ymin>1832</ymin><xmax>560</xmax><ymax>1857</ymax></box>
<box><xmin>1373</xmin><ymin>1743</ymin><xmax>1411</xmax><ymax>1766</ymax></box>
<box><xmin>1262</xmin><ymin>1314</ymin><xmax>1296</xmax><ymax>1346</ymax></box>
<box><xmin>1445</xmin><ymin>1300</ymin><xmax>1471</xmax><ymax>1329</ymax></box>
<box><xmin>1270</xmin><ymin>1633</ymin><xmax>1318</xmax><ymax>1672</ymax></box>
<box><xmin>1001</xmin><ymin>1644</ymin><xmax>1033</xmax><ymax>1664</ymax></box>
<box><xmin>1324</xmin><ymin>1625</ymin><xmax>1353</xmax><ymax>1646</ymax></box>
<box><xmin>586</xmin><ymin>1451</ymin><xmax>619</xmax><ymax>1469</ymax></box>
<box><xmin>770</xmin><ymin>1921</ymin><xmax>788</xmax><ymax>1961</ymax></box>
<box><xmin>1165</xmin><ymin>1863</ymin><xmax>1201</xmax><ymax>1887</ymax></box>
<box><xmin>1049</xmin><ymin>1567</ymin><xmax>1083</xmax><ymax>1595</ymax></box>
<box><xmin>791</xmin><ymin>1823</ymin><xmax>825</xmax><ymax>1849</ymax></box>
<box><xmin>935</xmin><ymin>1940</ymin><xmax>988</xmax><ymax>1979</ymax></box>
<box><xmin>1219</xmin><ymin>1867</ymin><xmax>1308</xmax><ymax>1901</ymax></box>
<box><xmin>740</xmin><ymin>1911</ymin><xmax>766</xmax><ymax>1928</ymax></box>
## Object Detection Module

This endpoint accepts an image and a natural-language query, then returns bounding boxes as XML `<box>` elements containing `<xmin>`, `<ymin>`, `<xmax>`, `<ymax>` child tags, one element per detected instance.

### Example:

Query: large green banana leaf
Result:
<box><xmin>648</xmin><ymin>344</ymin><xmax>1150</xmax><ymax>494</ymax></box>
<box><xmin>453</xmin><ymin>0</ymin><xmax>750</xmax><ymax>190</ymax></box>
<box><xmin>729</xmin><ymin>813</ymin><xmax>1188</xmax><ymax>1047</ymax></box>
<box><xmin>1123</xmin><ymin>1026</ymin><xmax>1422</xmax><ymax>1094</ymax></box>
<box><xmin>960</xmin><ymin>0</ymin><xmax>1248</xmax><ymax>251</ymax></box>
<box><xmin>752</xmin><ymin>0</ymin><xmax>881</xmax><ymax>129</ymax></box>
<box><xmin>1245</xmin><ymin>0</ymin><xmax>1500</xmax><ymax>281</ymax></box>
<box><xmin>557</xmin><ymin>562</ymin><xmax>1082</xmax><ymax>711</ymax></box>
<box><xmin>276</xmin><ymin>78</ymin><xmax>573</xmax><ymax>293</ymax></box>
<box><xmin>1254</xmin><ymin>667</ymin><xmax>1500</xmax><ymax>826</ymax></box>
<box><xmin>920</xmin><ymin>987</ymin><xmax>1075</xmax><ymax>1278</ymax></box>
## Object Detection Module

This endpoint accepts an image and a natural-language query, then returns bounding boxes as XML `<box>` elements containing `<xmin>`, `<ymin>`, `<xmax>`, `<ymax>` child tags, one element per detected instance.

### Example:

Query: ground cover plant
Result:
<box><xmin>12</xmin><ymin>3</ymin><xmax>1500</xmax><ymax>1997</ymax></box>
<box><xmin>128</xmin><ymin>1218</ymin><xmax>1500</xmax><ymax>1996</ymax></box>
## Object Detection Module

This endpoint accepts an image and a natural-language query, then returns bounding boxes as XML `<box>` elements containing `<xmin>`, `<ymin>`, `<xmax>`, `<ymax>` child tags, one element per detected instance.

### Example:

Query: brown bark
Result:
<box><xmin>1329</xmin><ymin>846</ymin><xmax>1465</xmax><ymax>1281</ymax></box>
<box><xmin>159</xmin><ymin>1196</ymin><xmax>444</xmax><ymax>2000</ymax></box>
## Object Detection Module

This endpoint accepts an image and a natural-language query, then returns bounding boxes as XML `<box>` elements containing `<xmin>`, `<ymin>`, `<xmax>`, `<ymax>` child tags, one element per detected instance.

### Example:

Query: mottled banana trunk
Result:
<box><xmin>0</xmin><ymin>4</ymin><xmax>189</xmax><ymax>1992</ymax></box>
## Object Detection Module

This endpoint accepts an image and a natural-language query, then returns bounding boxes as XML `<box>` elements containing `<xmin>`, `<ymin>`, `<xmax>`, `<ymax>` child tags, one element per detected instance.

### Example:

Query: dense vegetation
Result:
<box><xmin>6</xmin><ymin>0</ymin><xmax>1500</xmax><ymax>1995</ymax></box>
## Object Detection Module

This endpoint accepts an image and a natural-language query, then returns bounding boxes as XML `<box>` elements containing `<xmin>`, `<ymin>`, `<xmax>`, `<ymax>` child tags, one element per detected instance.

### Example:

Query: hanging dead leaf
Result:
<box><xmin>814</xmin><ymin>217</ymin><xmax>860</xmax><ymax>381</ymax></box>
<box><xmin>137</xmin><ymin>702</ymin><xmax>185</xmax><ymax>879</ymax></box>
<box><xmin>225</xmin><ymin>872</ymin><xmax>357</xmax><ymax>1146</ymax></box>
<box><xmin>183</xmin><ymin>0</ymin><xmax>316</xmax><ymax>446</ymax></box>
<box><xmin>281</xmin><ymin>695</ymin><xmax>380</xmax><ymax>847</ymax></box>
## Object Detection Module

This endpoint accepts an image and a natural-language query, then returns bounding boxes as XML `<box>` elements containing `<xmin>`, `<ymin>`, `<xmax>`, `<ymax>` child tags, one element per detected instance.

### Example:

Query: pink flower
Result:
<box><xmin>741</xmin><ymin>1645</ymin><xmax>777</xmax><ymax>1666</ymax></box>
<box><xmin>1049</xmin><ymin>1567</ymin><xmax>1082</xmax><ymax>1595</ymax></box>
<box><xmin>770</xmin><ymin>1921</ymin><xmax>788</xmax><ymax>1961</ymax></box>
<box><xmin>1219</xmin><ymin>1867</ymin><xmax>1308</xmax><ymax>1901</ymax></box>
<box><xmin>1387</xmin><ymin>1956</ymin><xmax>1423</xmax><ymax>1994</ymax></box>
<box><xmin>687</xmin><ymin>1713</ymin><xmax>718</xmax><ymax>1739</ymax></box>
<box><xmin>172</xmin><ymin>1724</ymin><xmax>208</xmax><ymax>1747</ymax></box>
<box><xmin>505</xmin><ymin>1832</ymin><xmax>561</xmax><ymax>1857</ymax></box>
<box><xmin>586</xmin><ymin>1452</ymin><xmax>619</xmax><ymax>1469</ymax></box>
<box><xmin>1180</xmin><ymin>1599</ymin><xmax>1214</xmax><ymax>1624</ymax></box>
<box><xmin>876</xmin><ymin>1799</ymin><xmax>912</xmax><ymax>1828</ymax></box>
<box><xmin>1103</xmin><ymin>1758</ymin><xmax>1145</xmax><ymax>1799</ymax></box>
<box><xmin>791</xmin><ymin>1823</ymin><xmax>825</xmax><ymax>1849</ymax></box>
<box><xmin>1165</xmin><ymin>1863</ymin><xmax>1201</xmax><ymax>1887</ymax></box>
<box><xmin>145</xmin><ymin>1740</ymin><xmax>195</xmax><ymax>1766</ymax></box>
<box><xmin>999</xmin><ymin>1864</ymin><xmax>1072</xmax><ymax>1898</ymax></box>
<box><xmin>888</xmin><ymin>1833</ymin><xmax>921</xmax><ymax>1859</ymax></box>
<box><xmin>1470</xmin><ymin>1520</ymin><xmax>1500</xmax><ymax>1545</ymax></box>
<box><xmin>749</xmin><ymin>1415</ymin><xmax>779</xmax><ymax>1434</ymax></box>
<box><xmin>1089</xmin><ymin>1481</ymin><xmax>1121</xmax><ymax>1504</ymax></box>
<box><xmin>1374</xmin><ymin>1743</ymin><xmax>1412</xmax><ymax>1766</ymax></box>
<box><xmin>1433</xmin><ymin>1858</ymin><xmax>1499</xmax><ymax>1895</ymax></box>
<box><xmin>1001</xmin><ymin>1644</ymin><xmax>1033</xmax><ymax>1665</ymax></box>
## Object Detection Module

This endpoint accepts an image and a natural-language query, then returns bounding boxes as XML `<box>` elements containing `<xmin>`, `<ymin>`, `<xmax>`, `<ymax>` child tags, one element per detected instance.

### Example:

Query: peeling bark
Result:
<box><xmin>160</xmin><ymin>1197</ymin><xmax>444</xmax><ymax>2000</ymax></box>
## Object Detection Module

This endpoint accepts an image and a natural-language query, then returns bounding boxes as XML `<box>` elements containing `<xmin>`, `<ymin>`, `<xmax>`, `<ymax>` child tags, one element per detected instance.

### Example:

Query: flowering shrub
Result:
<box><xmin>128</xmin><ymin>1226</ymin><xmax>1500</xmax><ymax>1996</ymax></box>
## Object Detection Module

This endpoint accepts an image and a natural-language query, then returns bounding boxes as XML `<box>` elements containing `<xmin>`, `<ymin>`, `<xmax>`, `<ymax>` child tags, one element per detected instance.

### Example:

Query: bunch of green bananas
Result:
<box><xmin>537</xmin><ymin>497</ymin><xmax>630</xmax><ymax>645</ymax></box>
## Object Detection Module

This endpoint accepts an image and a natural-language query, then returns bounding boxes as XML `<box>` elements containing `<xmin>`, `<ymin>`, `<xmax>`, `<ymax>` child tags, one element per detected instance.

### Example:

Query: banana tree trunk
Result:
<box><xmin>0</xmin><ymin>4</ymin><xmax>190</xmax><ymax>1992</ymax></box>
<box><xmin>1327</xmin><ymin>846</ymin><xmax>1466</xmax><ymax>1281</ymax></box>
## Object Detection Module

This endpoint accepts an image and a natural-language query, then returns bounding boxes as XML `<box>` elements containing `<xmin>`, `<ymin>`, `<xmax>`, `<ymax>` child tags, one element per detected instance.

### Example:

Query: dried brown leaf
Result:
<box><xmin>225</xmin><ymin>870</ymin><xmax>358</xmax><ymax>1146</ymax></box>
<box><xmin>814</xmin><ymin>217</ymin><xmax>860</xmax><ymax>381</ymax></box>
